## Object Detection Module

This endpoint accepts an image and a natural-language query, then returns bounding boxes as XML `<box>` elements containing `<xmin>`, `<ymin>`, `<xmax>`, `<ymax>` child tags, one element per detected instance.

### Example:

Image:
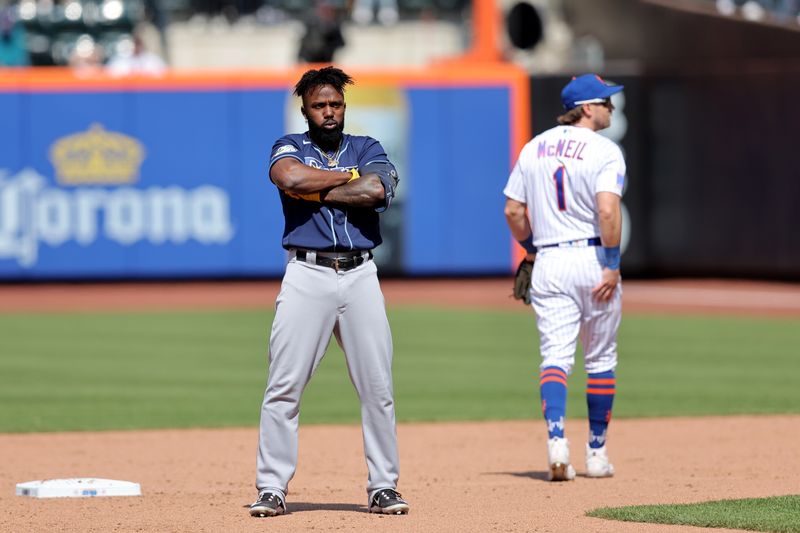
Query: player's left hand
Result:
<box><xmin>591</xmin><ymin>268</ymin><xmax>620</xmax><ymax>302</ymax></box>
<box><xmin>512</xmin><ymin>257</ymin><xmax>535</xmax><ymax>305</ymax></box>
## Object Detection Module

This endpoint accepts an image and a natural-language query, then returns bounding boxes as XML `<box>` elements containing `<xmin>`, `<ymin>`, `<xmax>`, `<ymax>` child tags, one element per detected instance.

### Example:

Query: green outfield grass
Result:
<box><xmin>588</xmin><ymin>495</ymin><xmax>800</xmax><ymax>532</ymax></box>
<box><xmin>0</xmin><ymin>308</ymin><xmax>797</xmax><ymax>432</ymax></box>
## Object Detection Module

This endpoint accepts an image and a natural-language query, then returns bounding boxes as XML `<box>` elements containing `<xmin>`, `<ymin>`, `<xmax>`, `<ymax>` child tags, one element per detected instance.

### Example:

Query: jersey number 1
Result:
<box><xmin>553</xmin><ymin>166</ymin><xmax>567</xmax><ymax>211</ymax></box>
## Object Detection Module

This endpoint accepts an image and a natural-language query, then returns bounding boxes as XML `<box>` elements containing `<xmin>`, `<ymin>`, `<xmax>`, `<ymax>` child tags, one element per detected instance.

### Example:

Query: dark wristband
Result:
<box><xmin>603</xmin><ymin>246</ymin><xmax>621</xmax><ymax>269</ymax></box>
<box><xmin>517</xmin><ymin>238</ymin><xmax>537</xmax><ymax>255</ymax></box>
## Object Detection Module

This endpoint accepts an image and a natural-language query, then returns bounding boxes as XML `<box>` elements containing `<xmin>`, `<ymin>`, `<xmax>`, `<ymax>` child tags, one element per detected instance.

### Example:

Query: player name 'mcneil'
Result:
<box><xmin>537</xmin><ymin>139</ymin><xmax>587</xmax><ymax>160</ymax></box>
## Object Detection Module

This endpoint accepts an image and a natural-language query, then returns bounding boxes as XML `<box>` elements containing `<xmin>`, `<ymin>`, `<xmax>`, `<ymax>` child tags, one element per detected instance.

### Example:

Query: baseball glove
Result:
<box><xmin>513</xmin><ymin>258</ymin><xmax>534</xmax><ymax>305</ymax></box>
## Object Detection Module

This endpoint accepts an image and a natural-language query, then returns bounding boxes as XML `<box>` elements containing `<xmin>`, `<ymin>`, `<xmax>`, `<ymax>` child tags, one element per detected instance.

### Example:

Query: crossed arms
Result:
<box><xmin>270</xmin><ymin>157</ymin><xmax>387</xmax><ymax>208</ymax></box>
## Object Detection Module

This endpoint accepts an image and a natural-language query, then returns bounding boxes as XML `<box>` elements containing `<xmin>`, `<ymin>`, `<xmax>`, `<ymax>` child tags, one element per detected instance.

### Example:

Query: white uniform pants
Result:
<box><xmin>530</xmin><ymin>246</ymin><xmax>621</xmax><ymax>375</ymax></box>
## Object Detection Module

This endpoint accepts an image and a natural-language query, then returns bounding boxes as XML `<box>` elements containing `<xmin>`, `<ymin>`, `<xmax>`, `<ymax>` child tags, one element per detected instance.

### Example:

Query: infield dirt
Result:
<box><xmin>1</xmin><ymin>279</ymin><xmax>798</xmax><ymax>532</ymax></box>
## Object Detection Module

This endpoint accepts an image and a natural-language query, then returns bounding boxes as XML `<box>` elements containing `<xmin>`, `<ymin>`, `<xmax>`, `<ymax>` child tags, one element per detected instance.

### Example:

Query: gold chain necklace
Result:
<box><xmin>321</xmin><ymin>142</ymin><xmax>342</xmax><ymax>168</ymax></box>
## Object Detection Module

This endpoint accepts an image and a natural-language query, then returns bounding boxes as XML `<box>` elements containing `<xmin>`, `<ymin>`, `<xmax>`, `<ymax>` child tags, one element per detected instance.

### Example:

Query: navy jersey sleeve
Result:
<box><xmin>358</xmin><ymin>137</ymin><xmax>399</xmax><ymax>213</ymax></box>
<box><xmin>269</xmin><ymin>136</ymin><xmax>303</xmax><ymax>171</ymax></box>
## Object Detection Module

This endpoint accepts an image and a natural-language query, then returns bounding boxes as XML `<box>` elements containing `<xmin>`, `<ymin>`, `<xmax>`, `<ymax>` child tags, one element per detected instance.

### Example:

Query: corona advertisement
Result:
<box><xmin>0</xmin><ymin>122</ymin><xmax>242</xmax><ymax>276</ymax></box>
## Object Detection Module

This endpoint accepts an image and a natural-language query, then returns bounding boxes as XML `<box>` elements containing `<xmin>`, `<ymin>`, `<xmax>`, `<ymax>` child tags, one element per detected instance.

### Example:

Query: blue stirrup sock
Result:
<box><xmin>539</xmin><ymin>366</ymin><xmax>568</xmax><ymax>439</ymax></box>
<box><xmin>586</xmin><ymin>370</ymin><xmax>616</xmax><ymax>449</ymax></box>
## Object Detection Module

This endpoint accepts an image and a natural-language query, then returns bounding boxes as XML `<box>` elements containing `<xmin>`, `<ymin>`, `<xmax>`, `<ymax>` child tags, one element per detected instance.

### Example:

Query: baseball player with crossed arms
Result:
<box><xmin>504</xmin><ymin>74</ymin><xmax>625</xmax><ymax>481</ymax></box>
<box><xmin>250</xmin><ymin>66</ymin><xmax>409</xmax><ymax>517</ymax></box>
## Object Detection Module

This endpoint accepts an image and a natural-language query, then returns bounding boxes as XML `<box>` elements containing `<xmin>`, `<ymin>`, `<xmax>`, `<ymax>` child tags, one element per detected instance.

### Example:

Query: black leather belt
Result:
<box><xmin>295</xmin><ymin>250</ymin><xmax>373</xmax><ymax>272</ymax></box>
<box><xmin>541</xmin><ymin>237</ymin><xmax>602</xmax><ymax>249</ymax></box>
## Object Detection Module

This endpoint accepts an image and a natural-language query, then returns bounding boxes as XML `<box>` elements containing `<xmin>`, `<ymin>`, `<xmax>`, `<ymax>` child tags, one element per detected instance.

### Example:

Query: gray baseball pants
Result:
<box><xmin>256</xmin><ymin>253</ymin><xmax>399</xmax><ymax>503</ymax></box>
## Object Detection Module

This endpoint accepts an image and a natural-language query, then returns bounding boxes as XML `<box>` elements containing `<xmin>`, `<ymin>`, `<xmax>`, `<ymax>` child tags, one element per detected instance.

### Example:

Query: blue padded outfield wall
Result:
<box><xmin>0</xmin><ymin>69</ymin><xmax>528</xmax><ymax>279</ymax></box>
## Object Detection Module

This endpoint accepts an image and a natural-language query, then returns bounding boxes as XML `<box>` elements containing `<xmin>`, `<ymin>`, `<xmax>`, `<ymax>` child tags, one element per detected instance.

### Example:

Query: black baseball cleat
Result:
<box><xmin>249</xmin><ymin>491</ymin><xmax>286</xmax><ymax>517</ymax></box>
<box><xmin>369</xmin><ymin>488</ymin><xmax>410</xmax><ymax>515</ymax></box>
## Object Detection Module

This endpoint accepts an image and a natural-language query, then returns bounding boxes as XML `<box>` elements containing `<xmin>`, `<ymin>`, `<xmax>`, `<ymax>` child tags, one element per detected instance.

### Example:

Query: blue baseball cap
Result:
<box><xmin>561</xmin><ymin>74</ymin><xmax>624</xmax><ymax>110</ymax></box>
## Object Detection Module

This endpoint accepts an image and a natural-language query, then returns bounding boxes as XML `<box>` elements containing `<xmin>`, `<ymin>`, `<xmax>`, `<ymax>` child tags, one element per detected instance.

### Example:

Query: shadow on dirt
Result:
<box><xmin>242</xmin><ymin>501</ymin><xmax>368</xmax><ymax>513</ymax></box>
<box><xmin>484</xmin><ymin>471</ymin><xmax>551</xmax><ymax>481</ymax></box>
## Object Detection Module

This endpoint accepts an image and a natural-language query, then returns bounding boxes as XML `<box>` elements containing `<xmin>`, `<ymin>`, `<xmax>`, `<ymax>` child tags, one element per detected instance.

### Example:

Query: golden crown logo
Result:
<box><xmin>49</xmin><ymin>123</ymin><xmax>145</xmax><ymax>185</ymax></box>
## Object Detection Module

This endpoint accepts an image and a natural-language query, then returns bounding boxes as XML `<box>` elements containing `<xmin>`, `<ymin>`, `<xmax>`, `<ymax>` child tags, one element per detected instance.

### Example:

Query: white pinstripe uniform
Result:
<box><xmin>503</xmin><ymin>125</ymin><xmax>625</xmax><ymax>374</ymax></box>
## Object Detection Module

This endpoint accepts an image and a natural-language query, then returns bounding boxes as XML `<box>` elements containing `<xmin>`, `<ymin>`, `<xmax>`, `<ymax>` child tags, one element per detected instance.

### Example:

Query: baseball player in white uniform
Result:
<box><xmin>503</xmin><ymin>74</ymin><xmax>625</xmax><ymax>481</ymax></box>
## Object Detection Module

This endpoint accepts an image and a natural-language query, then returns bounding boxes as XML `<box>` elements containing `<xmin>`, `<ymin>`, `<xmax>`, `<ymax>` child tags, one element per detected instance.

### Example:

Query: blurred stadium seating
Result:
<box><xmin>4</xmin><ymin>0</ymin><xmax>474</xmax><ymax>67</ymax></box>
<box><xmin>13</xmin><ymin>0</ymin><xmax>140</xmax><ymax>65</ymax></box>
<box><xmin>710</xmin><ymin>0</ymin><xmax>800</xmax><ymax>23</ymax></box>
<box><xmin>3</xmin><ymin>0</ymin><xmax>799</xmax><ymax>69</ymax></box>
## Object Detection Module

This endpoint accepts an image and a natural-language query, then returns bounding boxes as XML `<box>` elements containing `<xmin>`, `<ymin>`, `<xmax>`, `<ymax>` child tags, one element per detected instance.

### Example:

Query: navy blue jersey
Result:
<box><xmin>269</xmin><ymin>132</ymin><xmax>398</xmax><ymax>252</ymax></box>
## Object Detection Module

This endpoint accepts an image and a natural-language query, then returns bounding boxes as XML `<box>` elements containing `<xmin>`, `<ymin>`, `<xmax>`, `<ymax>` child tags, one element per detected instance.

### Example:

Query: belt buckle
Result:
<box><xmin>332</xmin><ymin>257</ymin><xmax>341</xmax><ymax>272</ymax></box>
